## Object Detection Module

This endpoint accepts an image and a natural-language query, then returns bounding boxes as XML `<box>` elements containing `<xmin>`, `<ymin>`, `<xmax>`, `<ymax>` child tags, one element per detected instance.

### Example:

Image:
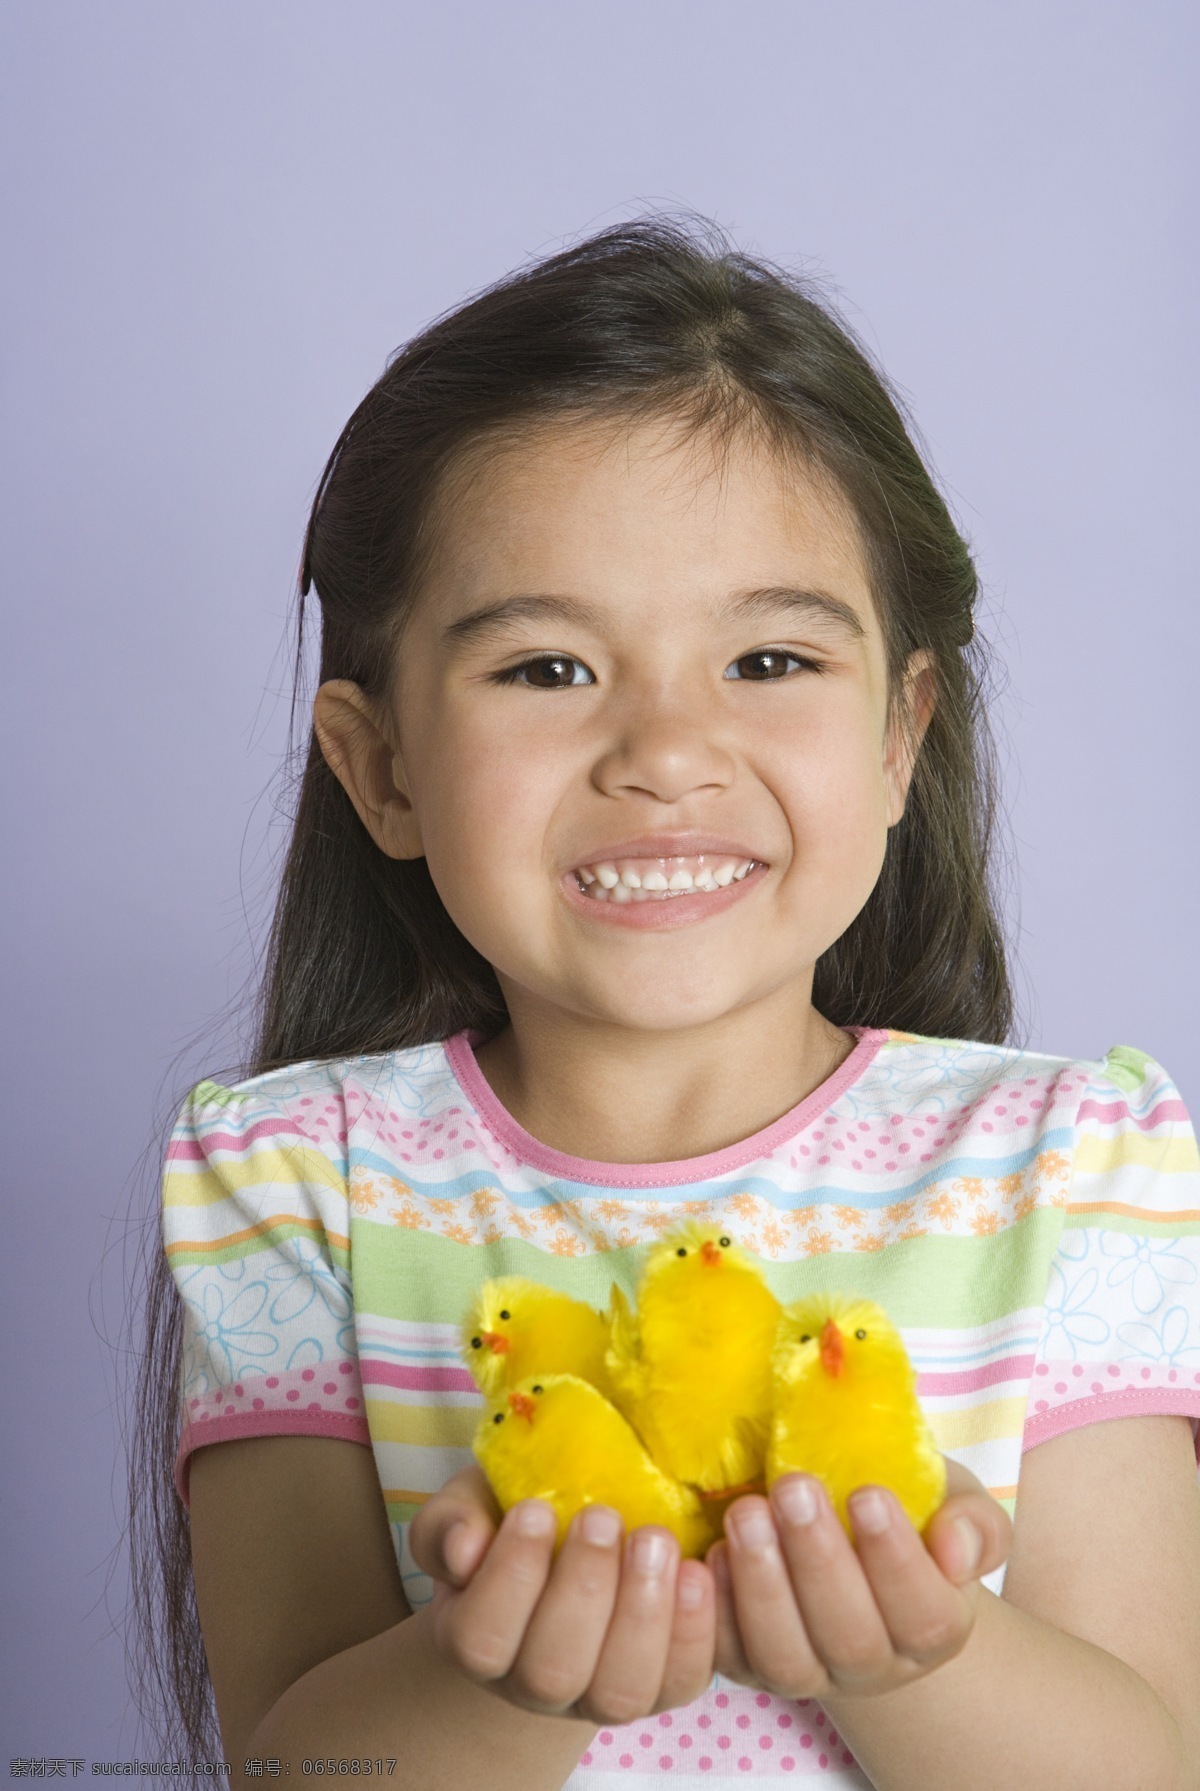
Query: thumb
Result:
<box><xmin>409</xmin><ymin>1463</ymin><xmax>501</xmax><ymax>1586</ymax></box>
<box><xmin>924</xmin><ymin>1458</ymin><xmax>1013</xmax><ymax>1585</ymax></box>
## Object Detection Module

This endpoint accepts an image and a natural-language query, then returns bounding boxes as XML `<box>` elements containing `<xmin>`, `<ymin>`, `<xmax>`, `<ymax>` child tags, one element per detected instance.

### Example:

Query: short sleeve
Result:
<box><xmin>1022</xmin><ymin>1046</ymin><xmax>1200</xmax><ymax>1465</ymax></box>
<box><xmin>162</xmin><ymin>1072</ymin><xmax>372</xmax><ymax>1509</ymax></box>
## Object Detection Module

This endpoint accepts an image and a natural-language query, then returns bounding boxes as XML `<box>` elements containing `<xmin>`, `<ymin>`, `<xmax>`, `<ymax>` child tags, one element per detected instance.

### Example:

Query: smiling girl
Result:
<box><xmin>142</xmin><ymin>219</ymin><xmax>1200</xmax><ymax>1789</ymax></box>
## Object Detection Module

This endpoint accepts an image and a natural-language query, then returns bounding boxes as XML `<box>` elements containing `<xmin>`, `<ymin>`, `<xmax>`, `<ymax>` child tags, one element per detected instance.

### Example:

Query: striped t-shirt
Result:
<box><xmin>162</xmin><ymin>1025</ymin><xmax>1200</xmax><ymax>1789</ymax></box>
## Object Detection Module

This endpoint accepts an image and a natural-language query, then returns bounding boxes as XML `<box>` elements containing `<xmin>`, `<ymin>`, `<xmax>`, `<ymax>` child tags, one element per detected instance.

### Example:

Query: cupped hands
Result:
<box><xmin>409</xmin><ymin>1457</ymin><xmax>1011</xmax><ymax>1722</ymax></box>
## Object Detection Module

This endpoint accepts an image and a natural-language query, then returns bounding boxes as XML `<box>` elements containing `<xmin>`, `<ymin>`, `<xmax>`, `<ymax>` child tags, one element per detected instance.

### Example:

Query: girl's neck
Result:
<box><xmin>470</xmin><ymin>1000</ymin><xmax>857</xmax><ymax>1166</ymax></box>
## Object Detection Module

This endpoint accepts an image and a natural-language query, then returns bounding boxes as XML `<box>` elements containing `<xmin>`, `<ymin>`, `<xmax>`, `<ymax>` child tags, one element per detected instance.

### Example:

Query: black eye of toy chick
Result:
<box><xmin>499</xmin><ymin>1309</ymin><xmax>510</xmax><ymax>1321</ymax></box>
<box><xmin>471</xmin><ymin>1336</ymin><xmax>482</xmax><ymax>1349</ymax></box>
<box><xmin>719</xmin><ymin>1236</ymin><xmax>731</xmax><ymax>1247</ymax></box>
<box><xmin>855</xmin><ymin>1328</ymin><xmax>868</xmax><ymax>1340</ymax></box>
<box><xmin>493</xmin><ymin>1412</ymin><xmax>504</xmax><ymax>1424</ymax></box>
<box><xmin>676</xmin><ymin>1247</ymin><xmax>687</xmax><ymax>1257</ymax></box>
<box><xmin>800</xmin><ymin>1333</ymin><xmax>812</xmax><ymax>1344</ymax></box>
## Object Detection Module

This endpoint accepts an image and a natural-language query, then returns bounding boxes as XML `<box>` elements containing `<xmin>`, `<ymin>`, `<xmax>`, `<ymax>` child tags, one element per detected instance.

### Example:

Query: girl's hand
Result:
<box><xmin>409</xmin><ymin>1464</ymin><xmax>717</xmax><ymax>1724</ymax></box>
<box><xmin>709</xmin><ymin>1457</ymin><xmax>1012</xmax><ymax>1699</ymax></box>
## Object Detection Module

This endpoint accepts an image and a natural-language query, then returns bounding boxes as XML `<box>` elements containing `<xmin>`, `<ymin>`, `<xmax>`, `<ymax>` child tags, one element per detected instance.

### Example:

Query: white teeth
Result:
<box><xmin>572</xmin><ymin>857</ymin><xmax>762</xmax><ymax>902</ymax></box>
<box><xmin>572</xmin><ymin>854</ymin><xmax>765</xmax><ymax>891</ymax></box>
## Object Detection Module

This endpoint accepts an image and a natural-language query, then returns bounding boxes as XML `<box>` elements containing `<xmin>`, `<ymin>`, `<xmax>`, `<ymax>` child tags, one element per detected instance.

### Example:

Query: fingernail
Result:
<box><xmin>954</xmin><ymin>1516</ymin><xmax>983</xmax><ymax>1576</ymax></box>
<box><xmin>730</xmin><ymin>1505</ymin><xmax>776</xmax><ymax>1553</ymax></box>
<box><xmin>631</xmin><ymin>1530</ymin><xmax>670</xmax><ymax>1575</ymax></box>
<box><xmin>580</xmin><ymin>1504</ymin><xmax>622</xmax><ymax>1547</ymax></box>
<box><xmin>512</xmin><ymin>1499</ymin><xmax>556</xmax><ymax>1539</ymax></box>
<box><xmin>774</xmin><ymin>1476</ymin><xmax>820</xmax><ymax>1526</ymax></box>
<box><xmin>444</xmin><ymin>1521</ymin><xmax>474</xmax><ymax>1578</ymax></box>
<box><xmin>850</xmin><ymin>1489</ymin><xmax>891</xmax><ymax>1536</ymax></box>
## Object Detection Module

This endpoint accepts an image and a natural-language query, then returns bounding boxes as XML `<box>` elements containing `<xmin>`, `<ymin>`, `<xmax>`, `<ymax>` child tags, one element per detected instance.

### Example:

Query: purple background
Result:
<box><xmin>2</xmin><ymin>0</ymin><xmax>1196</xmax><ymax>1768</ymax></box>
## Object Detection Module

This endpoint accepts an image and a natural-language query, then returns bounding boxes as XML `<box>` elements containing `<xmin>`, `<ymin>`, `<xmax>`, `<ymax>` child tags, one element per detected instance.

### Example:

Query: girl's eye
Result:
<box><xmin>490</xmin><ymin>648</ymin><xmax>827</xmax><ymax>687</ymax></box>
<box><xmin>724</xmin><ymin>649</ymin><xmax>825</xmax><ymax>680</ymax></box>
<box><xmin>491</xmin><ymin>655</ymin><xmax>592</xmax><ymax>689</ymax></box>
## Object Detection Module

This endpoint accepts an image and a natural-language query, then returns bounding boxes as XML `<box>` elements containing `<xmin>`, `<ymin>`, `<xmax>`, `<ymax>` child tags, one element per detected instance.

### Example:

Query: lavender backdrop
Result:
<box><xmin>2</xmin><ymin>0</ymin><xmax>1196</xmax><ymax>1769</ymax></box>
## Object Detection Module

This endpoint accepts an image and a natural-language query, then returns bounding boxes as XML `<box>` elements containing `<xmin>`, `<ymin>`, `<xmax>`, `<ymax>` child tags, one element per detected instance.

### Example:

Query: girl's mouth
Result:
<box><xmin>561</xmin><ymin>854</ymin><xmax>768</xmax><ymax>929</ymax></box>
<box><xmin>571</xmin><ymin>853</ymin><xmax>760</xmax><ymax>901</ymax></box>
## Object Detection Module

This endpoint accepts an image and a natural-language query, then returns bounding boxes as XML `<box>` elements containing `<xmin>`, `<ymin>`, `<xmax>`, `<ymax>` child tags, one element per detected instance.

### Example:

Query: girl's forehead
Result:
<box><xmin>420</xmin><ymin>411</ymin><xmax>877</xmax><ymax>625</ymax></box>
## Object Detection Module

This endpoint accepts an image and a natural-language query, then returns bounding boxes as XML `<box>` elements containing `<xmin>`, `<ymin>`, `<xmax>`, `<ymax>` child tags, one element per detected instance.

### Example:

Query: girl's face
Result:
<box><xmin>314</xmin><ymin>415</ymin><xmax>935</xmax><ymax>1044</ymax></box>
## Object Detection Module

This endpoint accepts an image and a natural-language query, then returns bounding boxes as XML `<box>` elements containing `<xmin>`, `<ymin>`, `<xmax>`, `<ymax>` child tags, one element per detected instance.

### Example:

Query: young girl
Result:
<box><xmin>145</xmin><ymin>218</ymin><xmax>1200</xmax><ymax>1789</ymax></box>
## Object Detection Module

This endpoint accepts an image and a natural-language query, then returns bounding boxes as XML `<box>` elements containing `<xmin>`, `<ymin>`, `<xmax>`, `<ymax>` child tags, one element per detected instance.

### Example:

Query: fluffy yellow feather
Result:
<box><xmin>605</xmin><ymin>1221</ymin><xmax>782</xmax><ymax>1493</ymax></box>
<box><xmin>460</xmin><ymin>1275</ymin><xmax>616</xmax><ymax>1400</ymax></box>
<box><xmin>473</xmin><ymin>1372</ymin><xmax>717</xmax><ymax>1557</ymax></box>
<box><xmin>767</xmin><ymin>1292</ymin><xmax>946</xmax><ymax>1536</ymax></box>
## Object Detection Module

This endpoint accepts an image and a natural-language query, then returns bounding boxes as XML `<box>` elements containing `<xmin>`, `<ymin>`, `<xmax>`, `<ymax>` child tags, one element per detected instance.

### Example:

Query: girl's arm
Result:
<box><xmin>187</xmin><ymin>1437</ymin><xmax>716</xmax><ymax>1791</ymax></box>
<box><xmin>712</xmin><ymin>1414</ymin><xmax>1200</xmax><ymax>1791</ymax></box>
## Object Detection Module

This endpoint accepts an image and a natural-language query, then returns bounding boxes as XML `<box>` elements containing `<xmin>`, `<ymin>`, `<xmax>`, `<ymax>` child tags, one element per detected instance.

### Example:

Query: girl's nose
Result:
<box><xmin>591</xmin><ymin>702</ymin><xmax>738</xmax><ymax>804</ymax></box>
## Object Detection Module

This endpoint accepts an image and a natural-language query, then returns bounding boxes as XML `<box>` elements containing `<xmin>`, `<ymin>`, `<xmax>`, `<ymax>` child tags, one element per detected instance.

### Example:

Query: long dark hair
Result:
<box><xmin>125</xmin><ymin>214</ymin><xmax>1017</xmax><ymax>1758</ymax></box>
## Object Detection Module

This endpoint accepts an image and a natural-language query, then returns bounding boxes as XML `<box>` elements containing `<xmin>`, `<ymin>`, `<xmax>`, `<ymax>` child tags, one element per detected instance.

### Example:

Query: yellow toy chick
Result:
<box><xmin>767</xmin><ymin>1292</ymin><xmax>946</xmax><ymax>1537</ymax></box>
<box><xmin>473</xmin><ymin>1372</ymin><xmax>717</xmax><ymax>1558</ymax></box>
<box><xmin>605</xmin><ymin>1221</ymin><xmax>782</xmax><ymax>1494</ymax></box>
<box><xmin>460</xmin><ymin>1275</ymin><xmax>616</xmax><ymax>1401</ymax></box>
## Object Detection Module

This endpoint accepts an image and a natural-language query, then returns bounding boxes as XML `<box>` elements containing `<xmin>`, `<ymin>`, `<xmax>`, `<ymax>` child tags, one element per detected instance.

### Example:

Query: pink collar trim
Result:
<box><xmin>442</xmin><ymin>1024</ymin><xmax>888</xmax><ymax>1188</ymax></box>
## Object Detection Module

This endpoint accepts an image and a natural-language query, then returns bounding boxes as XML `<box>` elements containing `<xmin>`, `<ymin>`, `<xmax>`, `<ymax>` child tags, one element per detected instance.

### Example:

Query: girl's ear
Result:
<box><xmin>311</xmin><ymin>680</ymin><xmax>424</xmax><ymax>859</ymax></box>
<box><xmin>882</xmin><ymin>649</ymin><xmax>938</xmax><ymax>828</ymax></box>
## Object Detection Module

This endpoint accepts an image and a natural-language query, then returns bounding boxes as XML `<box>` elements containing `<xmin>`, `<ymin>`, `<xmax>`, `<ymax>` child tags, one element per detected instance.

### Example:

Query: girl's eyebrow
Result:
<box><xmin>441</xmin><ymin>586</ymin><xmax>867</xmax><ymax>652</ymax></box>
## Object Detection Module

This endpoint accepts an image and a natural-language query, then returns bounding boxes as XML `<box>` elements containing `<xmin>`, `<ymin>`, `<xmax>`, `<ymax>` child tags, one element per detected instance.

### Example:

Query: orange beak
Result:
<box><xmin>507</xmin><ymin>1390</ymin><xmax>537</xmax><ymax>1422</ymax></box>
<box><xmin>481</xmin><ymin>1330</ymin><xmax>510</xmax><ymax>1355</ymax></box>
<box><xmin>819</xmin><ymin>1318</ymin><xmax>845</xmax><ymax>1377</ymax></box>
<box><xmin>700</xmin><ymin>1239</ymin><xmax>723</xmax><ymax>1266</ymax></box>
